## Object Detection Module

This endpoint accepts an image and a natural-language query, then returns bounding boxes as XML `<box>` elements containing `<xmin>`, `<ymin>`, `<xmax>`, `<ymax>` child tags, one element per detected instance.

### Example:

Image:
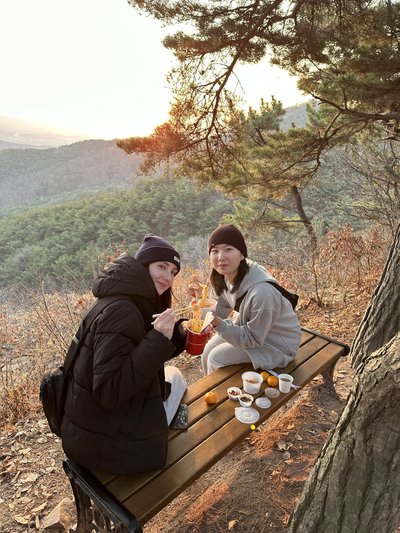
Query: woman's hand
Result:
<box><xmin>211</xmin><ymin>315</ymin><xmax>222</xmax><ymax>328</ymax></box>
<box><xmin>179</xmin><ymin>320</ymin><xmax>188</xmax><ymax>334</ymax></box>
<box><xmin>203</xmin><ymin>324</ymin><xmax>214</xmax><ymax>341</ymax></box>
<box><xmin>153</xmin><ymin>308</ymin><xmax>176</xmax><ymax>340</ymax></box>
<box><xmin>188</xmin><ymin>275</ymin><xmax>202</xmax><ymax>299</ymax></box>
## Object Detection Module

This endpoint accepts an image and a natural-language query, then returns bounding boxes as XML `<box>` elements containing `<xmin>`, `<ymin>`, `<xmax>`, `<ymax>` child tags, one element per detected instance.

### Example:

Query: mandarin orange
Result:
<box><xmin>204</xmin><ymin>391</ymin><xmax>217</xmax><ymax>404</ymax></box>
<box><xmin>266</xmin><ymin>375</ymin><xmax>279</xmax><ymax>387</ymax></box>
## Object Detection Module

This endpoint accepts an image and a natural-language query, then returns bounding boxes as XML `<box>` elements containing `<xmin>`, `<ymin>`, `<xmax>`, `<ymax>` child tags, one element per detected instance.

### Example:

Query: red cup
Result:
<box><xmin>185</xmin><ymin>320</ymin><xmax>209</xmax><ymax>355</ymax></box>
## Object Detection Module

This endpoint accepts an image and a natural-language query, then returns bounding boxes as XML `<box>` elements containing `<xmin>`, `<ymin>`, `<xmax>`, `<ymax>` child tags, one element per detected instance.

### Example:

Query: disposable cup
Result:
<box><xmin>242</xmin><ymin>371</ymin><xmax>263</xmax><ymax>394</ymax></box>
<box><xmin>185</xmin><ymin>319</ymin><xmax>209</xmax><ymax>356</ymax></box>
<box><xmin>278</xmin><ymin>373</ymin><xmax>294</xmax><ymax>393</ymax></box>
<box><xmin>238</xmin><ymin>393</ymin><xmax>254</xmax><ymax>407</ymax></box>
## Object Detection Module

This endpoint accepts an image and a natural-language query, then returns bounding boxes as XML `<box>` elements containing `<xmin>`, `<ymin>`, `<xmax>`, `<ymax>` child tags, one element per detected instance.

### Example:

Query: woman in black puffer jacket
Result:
<box><xmin>61</xmin><ymin>235</ymin><xmax>187</xmax><ymax>474</ymax></box>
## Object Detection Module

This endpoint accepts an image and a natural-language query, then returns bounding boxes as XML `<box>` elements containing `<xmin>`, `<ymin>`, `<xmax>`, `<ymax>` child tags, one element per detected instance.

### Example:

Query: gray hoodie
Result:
<box><xmin>214</xmin><ymin>260</ymin><xmax>301</xmax><ymax>370</ymax></box>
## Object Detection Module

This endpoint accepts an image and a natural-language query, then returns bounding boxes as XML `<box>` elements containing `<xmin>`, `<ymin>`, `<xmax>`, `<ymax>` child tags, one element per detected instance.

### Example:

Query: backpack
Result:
<box><xmin>39</xmin><ymin>295</ymin><xmax>129</xmax><ymax>437</ymax></box>
<box><xmin>234</xmin><ymin>281</ymin><xmax>299</xmax><ymax>312</ymax></box>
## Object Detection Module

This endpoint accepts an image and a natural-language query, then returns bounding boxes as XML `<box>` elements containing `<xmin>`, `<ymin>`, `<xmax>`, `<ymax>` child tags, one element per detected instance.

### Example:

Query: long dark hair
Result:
<box><xmin>210</xmin><ymin>259</ymin><xmax>249</xmax><ymax>296</ymax></box>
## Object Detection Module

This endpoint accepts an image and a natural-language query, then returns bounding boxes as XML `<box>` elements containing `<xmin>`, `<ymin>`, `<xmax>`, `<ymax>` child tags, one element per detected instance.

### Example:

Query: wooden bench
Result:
<box><xmin>63</xmin><ymin>327</ymin><xmax>349</xmax><ymax>532</ymax></box>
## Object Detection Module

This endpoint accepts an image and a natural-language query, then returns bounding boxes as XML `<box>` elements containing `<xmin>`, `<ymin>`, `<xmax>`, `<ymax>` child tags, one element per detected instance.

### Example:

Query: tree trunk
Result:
<box><xmin>291</xmin><ymin>185</ymin><xmax>318</xmax><ymax>258</ymax></box>
<box><xmin>351</xmin><ymin>224</ymin><xmax>400</xmax><ymax>368</ymax></box>
<box><xmin>289</xmin><ymin>333</ymin><xmax>400</xmax><ymax>532</ymax></box>
<box><xmin>289</xmin><ymin>222</ymin><xmax>400</xmax><ymax>532</ymax></box>
<box><xmin>290</xmin><ymin>185</ymin><xmax>322</xmax><ymax>304</ymax></box>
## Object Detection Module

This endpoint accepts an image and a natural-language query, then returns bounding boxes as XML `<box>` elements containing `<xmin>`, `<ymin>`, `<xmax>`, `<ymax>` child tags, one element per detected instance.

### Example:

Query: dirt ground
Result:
<box><xmin>0</xmin><ymin>302</ymin><xmax>357</xmax><ymax>532</ymax></box>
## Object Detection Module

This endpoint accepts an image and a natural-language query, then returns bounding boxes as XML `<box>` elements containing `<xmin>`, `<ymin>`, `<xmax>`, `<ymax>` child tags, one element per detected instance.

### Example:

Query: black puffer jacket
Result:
<box><xmin>61</xmin><ymin>253</ymin><xmax>186</xmax><ymax>474</ymax></box>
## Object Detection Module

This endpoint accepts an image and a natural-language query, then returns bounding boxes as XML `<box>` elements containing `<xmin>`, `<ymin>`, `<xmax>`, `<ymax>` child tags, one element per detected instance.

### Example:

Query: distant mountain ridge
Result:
<box><xmin>0</xmin><ymin>138</ymin><xmax>45</xmax><ymax>150</ymax></box>
<box><xmin>281</xmin><ymin>102</ymin><xmax>309</xmax><ymax>130</ymax></box>
<box><xmin>0</xmin><ymin>115</ymin><xmax>89</xmax><ymax>148</ymax></box>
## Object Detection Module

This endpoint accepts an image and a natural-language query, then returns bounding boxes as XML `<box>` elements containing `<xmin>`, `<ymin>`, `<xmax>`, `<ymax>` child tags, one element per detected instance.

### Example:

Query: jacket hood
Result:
<box><xmin>92</xmin><ymin>253</ymin><xmax>158</xmax><ymax>301</ymax></box>
<box><xmin>237</xmin><ymin>260</ymin><xmax>277</xmax><ymax>297</ymax></box>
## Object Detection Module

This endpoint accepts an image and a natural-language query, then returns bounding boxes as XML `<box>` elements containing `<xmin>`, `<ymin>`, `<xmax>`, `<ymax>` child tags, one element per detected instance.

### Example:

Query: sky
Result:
<box><xmin>0</xmin><ymin>0</ymin><xmax>308</xmax><ymax>140</ymax></box>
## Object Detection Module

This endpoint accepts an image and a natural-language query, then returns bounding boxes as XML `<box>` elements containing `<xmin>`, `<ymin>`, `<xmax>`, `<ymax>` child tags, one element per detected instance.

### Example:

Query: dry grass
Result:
<box><xmin>0</xmin><ymin>290</ymin><xmax>92</xmax><ymax>429</ymax></box>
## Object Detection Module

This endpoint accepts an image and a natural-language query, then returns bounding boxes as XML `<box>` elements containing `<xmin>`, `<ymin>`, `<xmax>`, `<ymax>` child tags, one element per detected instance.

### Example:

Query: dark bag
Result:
<box><xmin>39</xmin><ymin>295</ymin><xmax>128</xmax><ymax>437</ymax></box>
<box><xmin>234</xmin><ymin>281</ymin><xmax>299</xmax><ymax>312</ymax></box>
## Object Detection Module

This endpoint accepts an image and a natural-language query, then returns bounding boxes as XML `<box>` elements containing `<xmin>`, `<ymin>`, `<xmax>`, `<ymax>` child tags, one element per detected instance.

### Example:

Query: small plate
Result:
<box><xmin>255</xmin><ymin>397</ymin><xmax>271</xmax><ymax>409</ymax></box>
<box><xmin>235</xmin><ymin>407</ymin><xmax>260</xmax><ymax>424</ymax></box>
<box><xmin>265</xmin><ymin>387</ymin><xmax>280</xmax><ymax>398</ymax></box>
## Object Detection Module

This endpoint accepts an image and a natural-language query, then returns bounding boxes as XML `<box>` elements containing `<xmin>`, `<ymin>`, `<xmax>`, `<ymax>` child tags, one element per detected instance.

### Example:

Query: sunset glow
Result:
<box><xmin>0</xmin><ymin>0</ymin><xmax>307</xmax><ymax>140</ymax></box>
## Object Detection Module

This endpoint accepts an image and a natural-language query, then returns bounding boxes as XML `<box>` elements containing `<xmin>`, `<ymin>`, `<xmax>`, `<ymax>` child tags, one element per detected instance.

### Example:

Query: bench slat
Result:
<box><xmin>181</xmin><ymin>363</ymin><xmax>245</xmax><ymax>404</ymax></box>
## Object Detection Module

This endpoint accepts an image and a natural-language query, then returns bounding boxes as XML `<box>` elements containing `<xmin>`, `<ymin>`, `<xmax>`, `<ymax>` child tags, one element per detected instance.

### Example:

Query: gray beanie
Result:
<box><xmin>135</xmin><ymin>234</ymin><xmax>181</xmax><ymax>273</ymax></box>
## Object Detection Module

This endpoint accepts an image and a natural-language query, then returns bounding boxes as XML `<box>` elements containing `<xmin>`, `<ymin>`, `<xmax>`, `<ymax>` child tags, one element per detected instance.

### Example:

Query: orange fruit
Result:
<box><xmin>204</xmin><ymin>391</ymin><xmax>217</xmax><ymax>405</ymax></box>
<box><xmin>267</xmin><ymin>375</ymin><xmax>279</xmax><ymax>387</ymax></box>
<box><xmin>260</xmin><ymin>371</ymin><xmax>270</xmax><ymax>382</ymax></box>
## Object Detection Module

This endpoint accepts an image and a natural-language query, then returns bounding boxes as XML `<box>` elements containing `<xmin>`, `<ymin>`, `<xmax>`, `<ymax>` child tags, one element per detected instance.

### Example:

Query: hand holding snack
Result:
<box><xmin>188</xmin><ymin>275</ymin><xmax>202</xmax><ymax>299</ymax></box>
<box><xmin>203</xmin><ymin>324</ymin><xmax>214</xmax><ymax>341</ymax></box>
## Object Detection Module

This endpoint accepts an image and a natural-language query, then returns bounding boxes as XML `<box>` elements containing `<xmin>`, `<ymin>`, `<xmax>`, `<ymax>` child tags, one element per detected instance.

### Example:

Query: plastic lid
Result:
<box><xmin>264</xmin><ymin>387</ymin><xmax>280</xmax><ymax>398</ymax></box>
<box><xmin>255</xmin><ymin>397</ymin><xmax>272</xmax><ymax>409</ymax></box>
<box><xmin>235</xmin><ymin>407</ymin><xmax>260</xmax><ymax>424</ymax></box>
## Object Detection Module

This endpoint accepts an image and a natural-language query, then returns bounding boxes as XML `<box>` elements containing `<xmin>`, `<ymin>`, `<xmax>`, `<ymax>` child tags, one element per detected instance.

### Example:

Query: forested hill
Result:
<box><xmin>0</xmin><ymin>175</ymin><xmax>234</xmax><ymax>289</ymax></box>
<box><xmin>0</xmin><ymin>140</ymin><xmax>142</xmax><ymax>217</ymax></box>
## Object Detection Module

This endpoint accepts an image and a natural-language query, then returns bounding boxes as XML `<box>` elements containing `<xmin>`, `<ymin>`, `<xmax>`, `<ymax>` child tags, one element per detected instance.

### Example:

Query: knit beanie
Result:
<box><xmin>208</xmin><ymin>224</ymin><xmax>248</xmax><ymax>257</ymax></box>
<box><xmin>135</xmin><ymin>234</ymin><xmax>181</xmax><ymax>273</ymax></box>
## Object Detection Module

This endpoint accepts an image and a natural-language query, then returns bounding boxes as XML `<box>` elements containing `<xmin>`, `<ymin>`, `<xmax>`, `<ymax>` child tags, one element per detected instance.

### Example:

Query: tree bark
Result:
<box><xmin>291</xmin><ymin>185</ymin><xmax>318</xmax><ymax>258</ymax></box>
<box><xmin>290</xmin><ymin>185</ymin><xmax>323</xmax><ymax>304</ymax></box>
<box><xmin>289</xmin><ymin>222</ymin><xmax>400</xmax><ymax>532</ymax></box>
<box><xmin>351</xmin><ymin>223</ymin><xmax>400</xmax><ymax>369</ymax></box>
<box><xmin>289</xmin><ymin>333</ymin><xmax>400</xmax><ymax>532</ymax></box>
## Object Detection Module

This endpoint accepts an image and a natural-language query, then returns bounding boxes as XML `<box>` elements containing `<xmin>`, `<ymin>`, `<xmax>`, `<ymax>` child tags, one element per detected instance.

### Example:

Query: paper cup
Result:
<box><xmin>185</xmin><ymin>319</ymin><xmax>209</xmax><ymax>356</ymax></box>
<box><xmin>278</xmin><ymin>373</ymin><xmax>294</xmax><ymax>393</ymax></box>
<box><xmin>242</xmin><ymin>371</ymin><xmax>263</xmax><ymax>394</ymax></box>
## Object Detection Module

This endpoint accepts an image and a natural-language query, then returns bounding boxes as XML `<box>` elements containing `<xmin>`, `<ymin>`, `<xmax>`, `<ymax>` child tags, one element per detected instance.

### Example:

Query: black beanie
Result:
<box><xmin>135</xmin><ymin>234</ymin><xmax>181</xmax><ymax>273</ymax></box>
<box><xmin>208</xmin><ymin>224</ymin><xmax>247</xmax><ymax>257</ymax></box>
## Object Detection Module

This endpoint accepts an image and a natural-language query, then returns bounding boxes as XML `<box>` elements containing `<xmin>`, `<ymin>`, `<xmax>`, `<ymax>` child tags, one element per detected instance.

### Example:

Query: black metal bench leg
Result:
<box><xmin>63</xmin><ymin>459</ymin><xmax>143</xmax><ymax>533</ymax></box>
<box><xmin>66</xmin><ymin>472</ymin><xmax>93</xmax><ymax>533</ymax></box>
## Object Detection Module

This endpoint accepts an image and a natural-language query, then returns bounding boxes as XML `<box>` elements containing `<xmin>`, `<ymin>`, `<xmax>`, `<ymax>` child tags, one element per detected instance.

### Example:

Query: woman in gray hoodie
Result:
<box><xmin>201</xmin><ymin>224</ymin><xmax>301</xmax><ymax>375</ymax></box>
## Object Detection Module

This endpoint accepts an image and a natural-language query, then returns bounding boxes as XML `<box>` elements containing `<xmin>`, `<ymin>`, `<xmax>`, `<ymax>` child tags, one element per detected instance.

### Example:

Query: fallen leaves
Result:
<box><xmin>12</xmin><ymin>501</ymin><xmax>48</xmax><ymax>529</ymax></box>
<box><xmin>0</xmin><ymin>416</ymin><xmax>66</xmax><ymax>532</ymax></box>
<box><xmin>276</xmin><ymin>440</ymin><xmax>293</xmax><ymax>451</ymax></box>
<box><xmin>13</xmin><ymin>515</ymin><xmax>30</xmax><ymax>525</ymax></box>
<box><xmin>20</xmin><ymin>472</ymin><xmax>40</xmax><ymax>484</ymax></box>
